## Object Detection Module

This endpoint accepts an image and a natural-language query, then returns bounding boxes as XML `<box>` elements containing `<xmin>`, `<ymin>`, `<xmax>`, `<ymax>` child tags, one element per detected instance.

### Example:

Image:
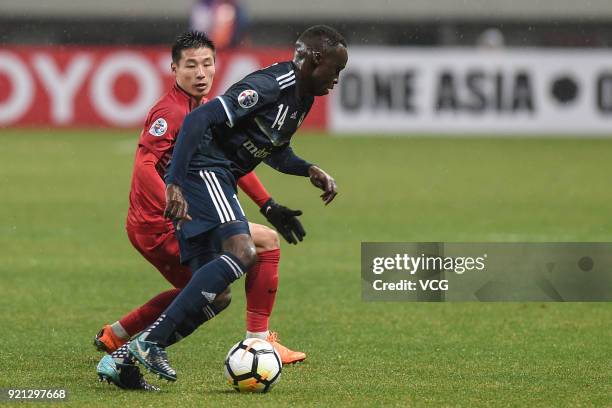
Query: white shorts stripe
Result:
<box><xmin>203</xmin><ymin>171</ymin><xmax>233</xmax><ymax>222</ymax></box>
<box><xmin>203</xmin><ymin>171</ymin><xmax>230</xmax><ymax>222</ymax></box>
<box><xmin>234</xmin><ymin>193</ymin><xmax>246</xmax><ymax>216</ymax></box>
<box><xmin>280</xmin><ymin>80</ymin><xmax>296</xmax><ymax>90</ymax></box>
<box><xmin>220</xmin><ymin>255</ymin><xmax>241</xmax><ymax>278</ymax></box>
<box><xmin>278</xmin><ymin>74</ymin><xmax>295</xmax><ymax>85</ymax></box>
<box><xmin>210</xmin><ymin>172</ymin><xmax>237</xmax><ymax>220</ymax></box>
<box><xmin>276</xmin><ymin>70</ymin><xmax>294</xmax><ymax>81</ymax></box>
<box><xmin>199</xmin><ymin>170</ymin><xmax>226</xmax><ymax>222</ymax></box>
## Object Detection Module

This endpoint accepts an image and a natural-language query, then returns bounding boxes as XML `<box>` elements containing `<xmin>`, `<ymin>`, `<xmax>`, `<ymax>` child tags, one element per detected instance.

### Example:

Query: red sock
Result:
<box><xmin>119</xmin><ymin>288</ymin><xmax>181</xmax><ymax>337</ymax></box>
<box><xmin>245</xmin><ymin>249</ymin><xmax>280</xmax><ymax>333</ymax></box>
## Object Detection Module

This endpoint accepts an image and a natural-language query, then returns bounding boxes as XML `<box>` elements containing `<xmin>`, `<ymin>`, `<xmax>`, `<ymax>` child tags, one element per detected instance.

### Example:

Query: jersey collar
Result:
<box><xmin>288</xmin><ymin>61</ymin><xmax>306</xmax><ymax>99</ymax></box>
<box><xmin>173</xmin><ymin>82</ymin><xmax>207</xmax><ymax>109</ymax></box>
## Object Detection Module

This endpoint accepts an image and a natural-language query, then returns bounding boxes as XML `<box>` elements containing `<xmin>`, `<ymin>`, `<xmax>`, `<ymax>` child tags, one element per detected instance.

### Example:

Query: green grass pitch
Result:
<box><xmin>1</xmin><ymin>130</ymin><xmax>611</xmax><ymax>407</ymax></box>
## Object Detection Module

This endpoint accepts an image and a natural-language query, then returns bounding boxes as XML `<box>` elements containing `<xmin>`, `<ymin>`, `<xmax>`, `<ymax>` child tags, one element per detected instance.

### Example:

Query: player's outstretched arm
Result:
<box><xmin>308</xmin><ymin>166</ymin><xmax>338</xmax><ymax>205</ymax></box>
<box><xmin>264</xmin><ymin>146</ymin><xmax>337</xmax><ymax>205</ymax></box>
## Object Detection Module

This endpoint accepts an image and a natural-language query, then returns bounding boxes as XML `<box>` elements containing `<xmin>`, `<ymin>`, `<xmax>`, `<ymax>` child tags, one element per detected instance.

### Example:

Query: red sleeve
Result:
<box><xmin>237</xmin><ymin>171</ymin><xmax>271</xmax><ymax>207</ymax></box>
<box><xmin>126</xmin><ymin>146</ymin><xmax>170</xmax><ymax>231</ymax></box>
<box><xmin>138</xmin><ymin>105</ymin><xmax>183</xmax><ymax>160</ymax></box>
<box><xmin>132</xmin><ymin>147</ymin><xmax>167</xmax><ymax>209</ymax></box>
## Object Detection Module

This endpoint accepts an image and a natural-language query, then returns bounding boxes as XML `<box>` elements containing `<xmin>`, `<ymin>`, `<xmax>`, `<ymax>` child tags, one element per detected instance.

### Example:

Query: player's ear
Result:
<box><xmin>312</xmin><ymin>50</ymin><xmax>322</xmax><ymax>66</ymax></box>
<box><xmin>171</xmin><ymin>62</ymin><xmax>178</xmax><ymax>75</ymax></box>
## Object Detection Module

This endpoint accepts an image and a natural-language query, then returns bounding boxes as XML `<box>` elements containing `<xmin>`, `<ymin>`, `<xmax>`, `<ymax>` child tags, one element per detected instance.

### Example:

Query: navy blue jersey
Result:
<box><xmin>182</xmin><ymin>61</ymin><xmax>314</xmax><ymax>181</ymax></box>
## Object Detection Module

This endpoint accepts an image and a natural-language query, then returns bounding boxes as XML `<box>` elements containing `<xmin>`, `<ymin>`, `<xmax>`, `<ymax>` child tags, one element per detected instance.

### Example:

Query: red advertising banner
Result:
<box><xmin>0</xmin><ymin>46</ymin><xmax>327</xmax><ymax>129</ymax></box>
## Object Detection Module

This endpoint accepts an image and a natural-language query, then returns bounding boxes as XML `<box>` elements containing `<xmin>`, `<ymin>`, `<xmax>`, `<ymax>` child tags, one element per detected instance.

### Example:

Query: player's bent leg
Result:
<box><xmin>246</xmin><ymin>223</ymin><xmax>306</xmax><ymax>364</ymax></box>
<box><xmin>245</xmin><ymin>225</ymin><xmax>279</xmax><ymax>334</ymax></box>
<box><xmin>163</xmin><ymin>251</ymin><xmax>232</xmax><ymax>345</ymax></box>
<box><xmin>94</xmin><ymin>288</ymin><xmax>184</xmax><ymax>353</ymax></box>
<box><xmin>129</xmin><ymin>282</ymin><xmax>238</xmax><ymax>381</ymax></box>
<box><xmin>129</xmin><ymin>225</ymin><xmax>254</xmax><ymax>380</ymax></box>
<box><xmin>95</xmin><ymin>229</ymin><xmax>192</xmax><ymax>353</ymax></box>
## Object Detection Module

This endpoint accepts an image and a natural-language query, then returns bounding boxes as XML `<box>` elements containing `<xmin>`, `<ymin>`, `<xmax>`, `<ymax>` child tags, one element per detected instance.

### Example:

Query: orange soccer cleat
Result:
<box><xmin>266</xmin><ymin>331</ymin><xmax>306</xmax><ymax>365</ymax></box>
<box><xmin>93</xmin><ymin>325</ymin><xmax>127</xmax><ymax>353</ymax></box>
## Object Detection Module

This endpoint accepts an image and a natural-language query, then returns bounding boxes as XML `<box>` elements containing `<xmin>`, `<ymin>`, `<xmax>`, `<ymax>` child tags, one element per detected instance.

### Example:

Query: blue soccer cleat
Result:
<box><xmin>128</xmin><ymin>335</ymin><xmax>177</xmax><ymax>382</ymax></box>
<box><xmin>96</xmin><ymin>354</ymin><xmax>159</xmax><ymax>391</ymax></box>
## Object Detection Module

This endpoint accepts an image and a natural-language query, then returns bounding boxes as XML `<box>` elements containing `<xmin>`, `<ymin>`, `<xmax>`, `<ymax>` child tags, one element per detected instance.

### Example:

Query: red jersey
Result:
<box><xmin>127</xmin><ymin>83</ymin><xmax>270</xmax><ymax>234</ymax></box>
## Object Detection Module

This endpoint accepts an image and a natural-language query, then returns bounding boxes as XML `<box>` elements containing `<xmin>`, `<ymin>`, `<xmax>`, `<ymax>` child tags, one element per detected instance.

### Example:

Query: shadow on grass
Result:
<box><xmin>208</xmin><ymin>389</ymin><xmax>272</xmax><ymax>396</ymax></box>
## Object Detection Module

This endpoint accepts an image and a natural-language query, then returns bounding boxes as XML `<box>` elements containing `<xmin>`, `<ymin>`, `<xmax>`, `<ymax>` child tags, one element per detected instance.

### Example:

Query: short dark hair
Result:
<box><xmin>171</xmin><ymin>31</ymin><xmax>215</xmax><ymax>64</ymax></box>
<box><xmin>297</xmin><ymin>25</ymin><xmax>347</xmax><ymax>49</ymax></box>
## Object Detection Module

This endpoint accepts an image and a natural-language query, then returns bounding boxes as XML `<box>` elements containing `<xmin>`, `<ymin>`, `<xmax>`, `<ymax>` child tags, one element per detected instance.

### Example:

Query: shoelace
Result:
<box><xmin>153</xmin><ymin>349</ymin><xmax>174</xmax><ymax>373</ymax></box>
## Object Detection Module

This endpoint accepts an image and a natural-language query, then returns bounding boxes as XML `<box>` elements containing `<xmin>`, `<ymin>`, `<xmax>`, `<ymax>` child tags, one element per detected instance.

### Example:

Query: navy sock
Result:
<box><xmin>145</xmin><ymin>252</ymin><xmax>246</xmax><ymax>346</ymax></box>
<box><xmin>166</xmin><ymin>303</ymin><xmax>224</xmax><ymax>346</ymax></box>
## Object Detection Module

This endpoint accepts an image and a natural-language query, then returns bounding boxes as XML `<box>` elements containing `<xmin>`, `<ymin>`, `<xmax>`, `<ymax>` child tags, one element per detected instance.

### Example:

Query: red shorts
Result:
<box><xmin>126</xmin><ymin>228</ymin><xmax>192</xmax><ymax>288</ymax></box>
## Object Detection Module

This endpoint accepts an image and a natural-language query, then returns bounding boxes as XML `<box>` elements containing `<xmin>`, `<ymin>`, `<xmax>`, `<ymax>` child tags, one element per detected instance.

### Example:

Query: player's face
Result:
<box><xmin>172</xmin><ymin>47</ymin><xmax>216</xmax><ymax>99</ymax></box>
<box><xmin>311</xmin><ymin>45</ymin><xmax>348</xmax><ymax>96</ymax></box>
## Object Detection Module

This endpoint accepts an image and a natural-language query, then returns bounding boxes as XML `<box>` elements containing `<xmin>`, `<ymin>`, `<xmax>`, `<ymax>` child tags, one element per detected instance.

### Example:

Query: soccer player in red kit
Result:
<box><xmin>95</xmin><ymin>32</ymin><xmax>305</xmax><ymax>389</ymax></box>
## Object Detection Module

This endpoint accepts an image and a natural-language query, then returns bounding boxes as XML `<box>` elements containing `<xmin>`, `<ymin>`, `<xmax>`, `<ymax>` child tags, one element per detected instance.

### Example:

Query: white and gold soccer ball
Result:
<box><xmin>224</xmin><ymin>338</ymin><xmax>282</xmax><ymax>393</ymax></box>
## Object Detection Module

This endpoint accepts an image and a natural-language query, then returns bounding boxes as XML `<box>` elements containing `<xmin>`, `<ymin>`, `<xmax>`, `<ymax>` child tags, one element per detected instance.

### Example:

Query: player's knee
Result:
<box><xmin>237</xmin><ymin>243</ymin><xmax>258</xmax><ymax>270</ymax></box>
<box><xmin>223</xmin><ymin>234</ymin><xmax>258</xmax><ymax>270</ymax></box>
<box><xmin>213</xmin><ymin>287</ymin><xmax>232</xmax><ymax>311</ymax></box>
<box><xmin>254</xmin><ymin>225</ymin><xmax>280</xmax><ymax>252</ymax></box>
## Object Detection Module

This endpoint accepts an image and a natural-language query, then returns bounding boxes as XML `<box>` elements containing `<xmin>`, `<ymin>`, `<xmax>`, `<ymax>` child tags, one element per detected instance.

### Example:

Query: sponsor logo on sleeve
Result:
<box><xmin>238</xmin><ymin>90</ymin><xmax>259</xmax><ymax>109</ymax></box>
<box><xmin>148</xmin><ymin>118</ymin><xmax>168</xmax><ymax>137</ymax></box>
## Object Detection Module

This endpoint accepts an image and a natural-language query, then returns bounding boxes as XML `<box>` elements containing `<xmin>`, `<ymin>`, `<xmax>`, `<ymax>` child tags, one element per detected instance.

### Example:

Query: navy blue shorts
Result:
<box><xmin>174</xmin><ymin>168</ymin><xmax>250</xmax><ymax>263</ymax></box>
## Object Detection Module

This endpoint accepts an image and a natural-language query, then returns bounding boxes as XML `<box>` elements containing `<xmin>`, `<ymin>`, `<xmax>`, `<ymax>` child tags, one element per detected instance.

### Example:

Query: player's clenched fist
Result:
<box><xmin>308</xmin><ymin>165</ymin><xmax>338</xmax><ymax>205</ymax></box>
<box><xmin>164</xmin><ymin>184</ymin><xmax>192</xmax><ymax>228</ymax></box>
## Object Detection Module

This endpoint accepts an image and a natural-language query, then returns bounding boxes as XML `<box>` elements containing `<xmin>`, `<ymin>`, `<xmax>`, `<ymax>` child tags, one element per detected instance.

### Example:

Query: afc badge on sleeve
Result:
<box><xmin>149</xmin><ymin>118</ymin><xmax>168</xmax><ymax>137</ymax></box>
<box><xmin>238</xmin><ymin>90</ymin><xmax>259</xmax><ymax>109</ymax></box>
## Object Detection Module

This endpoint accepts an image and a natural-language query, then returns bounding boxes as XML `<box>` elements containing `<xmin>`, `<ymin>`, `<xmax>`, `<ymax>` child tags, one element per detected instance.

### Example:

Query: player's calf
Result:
<box><xmin>213</xmin><ymin>287</ymin><xmax>232</xmax><ymax>310</ymax></box>
<box><xmin>167</xmin><ymin>288</ymin><xmax>232</xmax><ymax>345</ymax></box>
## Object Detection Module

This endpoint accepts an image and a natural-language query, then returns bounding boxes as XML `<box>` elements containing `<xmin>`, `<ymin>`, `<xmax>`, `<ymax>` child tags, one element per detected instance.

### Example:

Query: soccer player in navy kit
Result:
<box><xmin>128</xmin><ymin>25</ymin><xmax>348</xmax><ymax>381</ymax></box>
